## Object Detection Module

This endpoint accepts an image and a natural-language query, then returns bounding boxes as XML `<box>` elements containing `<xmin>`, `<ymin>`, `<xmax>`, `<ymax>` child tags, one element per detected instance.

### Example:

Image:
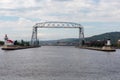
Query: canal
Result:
<box><xmin>0</xmin><ymin>46</ymin><xmax>120</xmax><ymax>80</ymax></box>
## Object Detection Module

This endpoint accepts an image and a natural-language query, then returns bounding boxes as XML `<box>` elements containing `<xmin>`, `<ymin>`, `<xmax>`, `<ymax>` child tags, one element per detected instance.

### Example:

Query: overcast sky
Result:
<box><xmin>0</xmin><ymin>0</ymin><xmax>120</xmax><ymax>41</ymax></box>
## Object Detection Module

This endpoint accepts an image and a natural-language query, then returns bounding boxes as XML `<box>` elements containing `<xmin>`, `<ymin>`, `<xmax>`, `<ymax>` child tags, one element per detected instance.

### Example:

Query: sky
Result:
<box><xmin>0</xmin><ymin>0</ymin><xmax>120</xmax><ymax>41</ymax></box>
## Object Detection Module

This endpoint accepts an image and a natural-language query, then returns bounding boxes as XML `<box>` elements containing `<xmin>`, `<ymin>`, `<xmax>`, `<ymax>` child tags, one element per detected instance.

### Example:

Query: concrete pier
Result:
<box><xmin>1</xmin><ymin>45</ymin><xmax>40</xmax><ymax>50</ymax></box>
<box><xmin>79</xmin><ymin>46</ymin><xmax>116</xmax><ymax>52</ymax></box>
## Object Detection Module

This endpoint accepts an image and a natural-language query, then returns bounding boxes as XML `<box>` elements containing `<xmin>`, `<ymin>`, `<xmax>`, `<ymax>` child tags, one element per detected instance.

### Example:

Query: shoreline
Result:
<box><xmin>1</xmin><ymin>45</ymin><xmax>40</xmax><ymax>50</ymax></box>
<box><xmin>79</xmin><ymin>46</ymin><xmax>116</xmax><ymax>52</ymax></box>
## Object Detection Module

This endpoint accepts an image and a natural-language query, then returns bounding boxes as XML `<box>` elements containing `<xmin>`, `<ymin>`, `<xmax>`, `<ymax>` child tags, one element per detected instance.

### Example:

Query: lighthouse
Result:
<box><xmin>4</xmin><ymin>34</ymin><xmax>8</xmax><ymax>45</ymax></box>
<box><xmin>106</xmin><ymin>39</ymin><xmax>111</xmax><ymax>46</ymax></box>
<box><xmin>4</xmin><ymin>34</ymin><xmax>13</xmax><ymax>46</ymax></box>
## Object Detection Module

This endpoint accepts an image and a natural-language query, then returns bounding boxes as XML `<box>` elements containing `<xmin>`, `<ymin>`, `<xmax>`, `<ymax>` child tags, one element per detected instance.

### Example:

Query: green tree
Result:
<box><xmin>14</xmin><ymin>40</ymin><xmax>20</xmax><ymax>45</ymax></box>
<box><xmin>20</xmin><ymin>40</ymin><xmax>25</xmax><ymax>46</ymax></box>
<box><xmin>0</xmin><ymin>41</ymin><xmax>4</xmax><ymax>45</ymax></box>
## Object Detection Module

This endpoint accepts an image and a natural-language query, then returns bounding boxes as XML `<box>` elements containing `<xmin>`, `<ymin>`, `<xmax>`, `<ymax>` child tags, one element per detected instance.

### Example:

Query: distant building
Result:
<box><xmin>57</xmin><ymin>41</ymin><xmax>67</xmax><ymax>46</ymax></box>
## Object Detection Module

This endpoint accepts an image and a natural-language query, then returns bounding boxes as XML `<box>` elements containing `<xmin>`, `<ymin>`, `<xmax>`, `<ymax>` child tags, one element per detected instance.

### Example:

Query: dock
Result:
<box><xmin>79</xmin><ymin>46</ymin><xmax>116</xmax><ymax>52</ymax></box>
<box><xmin>1</xmin><ymin>45</ymin><xmax>40</xmax><ymax>50</ymax></box>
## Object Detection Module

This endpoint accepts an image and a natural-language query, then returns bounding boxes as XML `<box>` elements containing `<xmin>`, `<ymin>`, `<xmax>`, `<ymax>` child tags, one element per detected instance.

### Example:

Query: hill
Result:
<box><xmin>85</xmin><ymin>32</ymin><xmax>120</xmax><ymax>44</ymax></box>
<box><xmin>39</xmin><ymin>32</ymin><xmax>120</xmax><ymax>45</ymax></box>
<box><xmin>56</xmin><ymin>32</ymin><xmax>120</xmax><ymax>44</ymax></box>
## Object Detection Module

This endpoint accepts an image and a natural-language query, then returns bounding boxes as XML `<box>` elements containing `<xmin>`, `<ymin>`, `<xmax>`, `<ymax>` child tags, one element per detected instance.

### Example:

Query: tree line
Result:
<box><xmin>14</xmin><ymin>40</ymin><xmax>30</xmax><ymax>46</ymax></box>
<box><xmin>0</xmin><ymin>40</ymin><xmax>30</xmax><ymax>46</ymax></box>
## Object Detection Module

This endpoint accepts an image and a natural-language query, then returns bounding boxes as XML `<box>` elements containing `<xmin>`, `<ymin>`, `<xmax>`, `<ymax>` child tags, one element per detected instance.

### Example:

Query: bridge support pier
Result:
<box><xmin>79</xmin><ymin>28</ymin><xmax>84</xmax><ymax>46</ymax></box>
<box><xmin>31</xmin><ymin>27</ymin><xmax>38</xmax><ymax>46</ymax></box>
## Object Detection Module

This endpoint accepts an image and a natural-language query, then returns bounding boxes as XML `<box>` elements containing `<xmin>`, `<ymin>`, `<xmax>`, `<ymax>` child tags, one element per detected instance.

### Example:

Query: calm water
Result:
<box><xmin>0</xmin><ymin>46</ymin><xmax>120</xmax><ymax>80</ymax></box>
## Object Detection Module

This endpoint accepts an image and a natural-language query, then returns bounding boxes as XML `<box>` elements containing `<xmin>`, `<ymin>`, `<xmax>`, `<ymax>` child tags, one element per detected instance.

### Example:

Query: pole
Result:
<box><xmin>35</xmin><ymin>27</ymin><xmax>38</xmax><ymax>46</ymax></box>
<box><xmin>79</xmin><ymin>28</ymin><xmax>81</xmax><ymax>47</ymax></box>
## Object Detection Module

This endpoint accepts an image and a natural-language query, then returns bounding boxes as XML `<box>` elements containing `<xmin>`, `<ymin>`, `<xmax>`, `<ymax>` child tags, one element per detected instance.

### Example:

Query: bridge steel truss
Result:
<box><xmin>31</xmin><ymin>22</ymin><xmax>84</xmax><ymax>46</ymax></box>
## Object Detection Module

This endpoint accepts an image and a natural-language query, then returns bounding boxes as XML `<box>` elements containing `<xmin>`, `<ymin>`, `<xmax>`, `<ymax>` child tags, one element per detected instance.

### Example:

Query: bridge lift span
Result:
<box><xmin>31</xmin><ymin>22</ymin><xmax>84</xmax><ymax>46</ymax></box>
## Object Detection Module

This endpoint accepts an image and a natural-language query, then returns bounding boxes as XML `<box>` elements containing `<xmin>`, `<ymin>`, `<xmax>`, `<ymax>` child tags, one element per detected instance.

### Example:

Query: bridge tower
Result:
<box><xmin>31</xmin><ymin>22</ymin><xmax>84</xmax><ymax>46</ymax></box>
<box><xmin>79</xmin><ymin>27</ymin><xmax>84</xmax><ymax>46</ymax></box>
<box><xmin>31</xmin><ymin>26</ymin><xmax>39</xmax><ymax>46</ymax></box>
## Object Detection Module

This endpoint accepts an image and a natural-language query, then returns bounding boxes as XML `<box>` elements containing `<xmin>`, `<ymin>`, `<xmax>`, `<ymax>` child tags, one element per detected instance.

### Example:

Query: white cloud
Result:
<box><xmin>0</xmin><ymin>0</ymin><xmax>120</xmax><ymax>22</ymax></box>
<box><xmin>0</xmin><ymin>18</ymin><xmax>35</xmax><ymax>40</ymax></box>
<box><xmin>0</xmin><ymin>0</ymin><xmax>120</xmax><ymax>40</ymax></box>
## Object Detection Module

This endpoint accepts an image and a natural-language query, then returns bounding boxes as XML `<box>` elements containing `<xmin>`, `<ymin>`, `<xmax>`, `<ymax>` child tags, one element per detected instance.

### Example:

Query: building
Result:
<box><xmin>4</xmin><ymin>34</ymin><xmax>14</xmax><ymax>46</ymax></box>
<box><xmin>117</xmin><ymin>40</ymin><xmax>120</xmax><ymax>47</ymax></box>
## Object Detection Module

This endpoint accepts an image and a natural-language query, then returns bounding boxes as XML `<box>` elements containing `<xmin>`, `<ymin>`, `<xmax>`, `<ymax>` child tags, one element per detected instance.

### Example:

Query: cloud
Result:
<box><xmin>0</xmin><ymin>18</ymin><xmax>35</xmax><ymax>40</ymax></box>
<box><xmin>0</xmin><ymin>0</ymin><xmax>120</xmax><ymax>22</ymax></box>
<box><xmin>52</xmin><ymin>0</ymin><xmax>73</xmax><ymax>2</ymax></box>
<box><xmin>0</xmin><ymin>0</ymin><xmax>120</xmax><ymax>40</ymax></box>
